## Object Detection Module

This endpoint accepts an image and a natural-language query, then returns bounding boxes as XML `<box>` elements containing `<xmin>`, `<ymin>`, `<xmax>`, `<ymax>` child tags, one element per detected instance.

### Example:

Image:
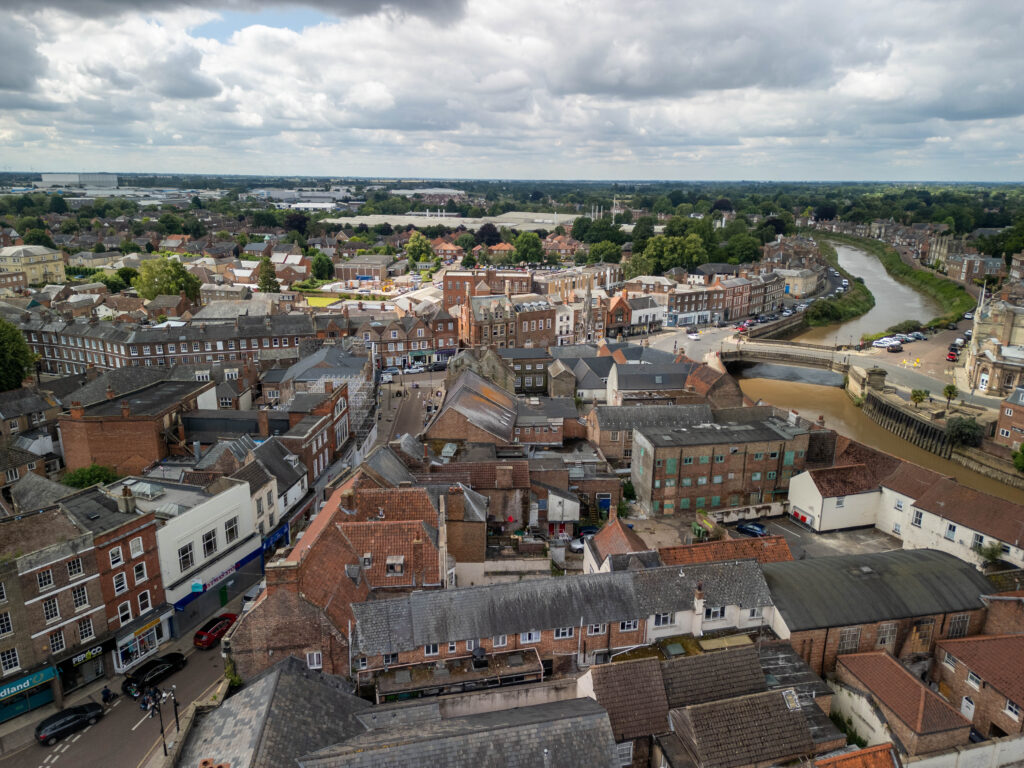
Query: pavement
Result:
<box><xmin>377</xmin><ymin>370</ymin><xmax>446</xmax><ymax>445</ymax></box>
<box><xmin>0</xmin><ymin>595</ymin><xmax>243</xmax><ymax>768</ymax></box>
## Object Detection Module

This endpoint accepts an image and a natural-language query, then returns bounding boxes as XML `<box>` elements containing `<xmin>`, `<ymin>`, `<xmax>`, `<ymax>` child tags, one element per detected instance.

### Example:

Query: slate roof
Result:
<box><xmin>297</xmin><ymin>698</ymin><xmax>617</xmax><ymax>768</ymax></box>
<box><xmin>838</xmin><ymin>652</ymin><xmax>969</xmax><ymax>735</ymax></box>
<box><xmin>8</xmin><ymin>471</ymin><xmax>72</xmax><ymax>512</ymax></box>
<box><xmin>230</xmin><ymin>459</ymin><xmax>275</xmax><ymax>492</ymax></box>
<box><xmin>77</xmin><ymin>380</ymin><xmax>209</xmax><ymax>417</ymax></box>
<box><xmin>0</xmin><ymin>388</ymin><xmax>53</xmax><ymax>419</ymax></box>
<box><xmin>587</xmin><ymin>658</ymin><xmax>670</xmax><ymax>740</ymax></box>
<box><xmin>0</xmin><ymin>444</ymin><xmax>39</xmax><ymax>474</ymax></box>
<box><xmin>613</xmin><ymin>362</ymin><xmax>698</xmax><ymax>392</ymax></box>
<box><xmin>62</xmin><ymin>366</ymin><xmax>167</xmax><ymax>406</ymax></box>
<box><xmin>936</xmin><ymin>634</ymin><xmax>1024</xmax><ymax>706</ymax></box>
<box><xmin>592</xmin><ymin>404</ymin><xmax>713</xmax><ymax>431</ymax></box>
<box><xmin>360</xmin><ymin>445</ymin><xmax>416</xmax><ymax>487</ymax></box>
<box><xmin>196</xmin><ymin>435</ymin><xmax>257</xmax><ymax>469</ymax></box>
<box><xmin>758</xmin><ymin>643</ymin><xmax>844</xmax><ymax>746</ymax></box>
<box><xmin>436</xmin><ymin>370</ymin><xmax>517</xmax><ymax>442</ymax></box>
<box><xmin>253</xmin><ymin>438</ymin><xmax>306</xmax><ymax>489</ymax></box>
<box><xmin>660</xmin><ymin>647</ymin><xmax>767</xmax><ymax>709</ymax></box>
<box><xmin>762</xmin><ymin>549</ymin><xmax>992</xmax><ymax>632</ymax></box>
<box><xmin>659</xmin><ymin>536</ymin><xmax>794</xmax><ymax>567</ymax></box>
<box><xmin>671</xmin><ymin>689</ymin><xmax>815</xmax><ymax>768</ymax></box>
<box><xmin>60</xmin><ymin>487</ymin><xmax>138</xmax><ymax>534</ymax></box>
<box><xmin>177</xmin><ymin>656</ymin><xmax>370</xmax><ymax>768</ymax></box>
<box><xmin>353</xmin><ymin>560</ymin><xmax>771</xmax><ymax>655</ymax></box>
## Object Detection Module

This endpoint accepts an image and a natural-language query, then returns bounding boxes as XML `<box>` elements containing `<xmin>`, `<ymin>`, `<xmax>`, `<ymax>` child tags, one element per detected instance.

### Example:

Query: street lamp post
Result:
<box><xmin>150</xmin><ymin>693</ymin><xmax>168</xmax><ymax>756</ymax></box>
<box><xmin>171</xmin><ymin>685</ymin><xmax>180</xmax><ymax>731</ymax></box>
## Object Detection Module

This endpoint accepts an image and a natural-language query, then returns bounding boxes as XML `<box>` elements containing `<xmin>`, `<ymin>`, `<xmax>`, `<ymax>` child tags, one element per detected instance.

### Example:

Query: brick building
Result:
<box><xmin>511</xmin><ymin>294</ymin><xmax>557</xmax><ymax>348</ymax></box>
<box><xmin>995</xmin><ymin>387</ymin><xmax>1024</xmax><ymax>450</ymax></box>
<box><xmin>441</xmin><ymin>268</ymin><xmax>531</xmax><ymax>311</ymax></box>
<box><xmin>631</xmin><ymin>406</ymin><xmax>815</xmax><ymax>516</ymax></box>
<box><xmin>933</xmin><ymin>635</ymin><xmax>1024</xmax><ymax>738</ymax></box>
<box><xmin>763</xmin><ymin>550</ymin><xmax>992</xmax><ymax>675</ymax></box>
<box><xmin>60</xmin><ymin>379</ymin><xmax>215</xmax><ymax>475</ymax></box>
<box><xmin>586</xmin><ymin>404</ymin><xmax>713</xmax><ymax>464</ymax></box>
<box><xmin>835</xmin><ymin>652</ymin><xmax>971</xmax><ymax>757</ymax></box>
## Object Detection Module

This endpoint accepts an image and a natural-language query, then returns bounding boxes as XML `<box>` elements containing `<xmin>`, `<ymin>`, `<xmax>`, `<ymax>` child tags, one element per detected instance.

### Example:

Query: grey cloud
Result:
<box><xmin>147</xmin><ymin>50</ymin><xmax>222</xmax><ymax>99</ymax></box>
<box><xmin>0</xmin><ymin>21</ymin><xmax>47</xmax><ymax>91</ymax></box>
<box><xmin>0</xmin><ymin>0</ymin><xmax>466</xmax><ymax>20</ymax></box>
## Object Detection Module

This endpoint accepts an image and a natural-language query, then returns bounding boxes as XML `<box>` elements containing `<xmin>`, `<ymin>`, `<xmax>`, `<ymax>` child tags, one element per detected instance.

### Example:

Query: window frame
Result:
<box><xmin>520</xmin><ymin>630</ymin><xmax>542</xmax><ymax>644</ymax></box>
<box><xmin>109</xmin><ymin>546</ymin><xmax>124</xmax><ymax>568</ymax></box>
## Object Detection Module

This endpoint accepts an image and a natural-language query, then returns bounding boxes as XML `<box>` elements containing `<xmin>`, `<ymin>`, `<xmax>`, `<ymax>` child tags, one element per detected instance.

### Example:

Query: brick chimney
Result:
<box><xmin>117</xmin><ymin>485</ymin><xmax>137</xmax><ymax>514</ymax></box>
<box><xmin>106</xmin><ymin>385</ymin><xmax>116</xmax><ymax>400</ymax></box>
<box><xmin>692</xmin><ymin>580</ymin><xmax>706</xmax><ymax>637</ymax></box>
<box><xmin>324</xmin><ymin>380</ymin><xmax>334</xmax><ymax>395</ymax></box>
<box><xmin>446</xmin><ymin>485</ymin><xmax>465</xmax><ymax>521</ymax></box>
<box><xmin>70</xmin><ymin>401</ymin><xmax>85</xmax><ymax>419</ymax></box>
<box><xmin>120</xmin><ymin>400</ymin><xmax>131</xmax><ymax>418</ymax></box>
<box><xmin>257</xmin><ymin>409</ymin><xmax>269</xmax><ymax>437</ymax></box>
<box><xmin>265</xmin><ymin>559</ymin><xmax>299</xmax><ymax>596</ymax></box>
<box><xmin>412</xmin><ymin>536</ymin><xmax>424</xmax><ymax>585</ymax></box>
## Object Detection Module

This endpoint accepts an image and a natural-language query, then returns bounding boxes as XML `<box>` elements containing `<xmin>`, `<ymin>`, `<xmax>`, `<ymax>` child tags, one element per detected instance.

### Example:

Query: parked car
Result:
<box><xmin>872</xmin><ymin>337</ymin><xmax>895</xmax><ymax>348</ymax></box>
<box><xmin>381</xmin><ymin>366</ymin><xmax>401</xmax><ymax>376</ymax></box>
<box><xmin>122</xmin><ymin>653</ymin><xmax>187</xmax><ymax>698</ymax></box>
<box><xmin>947</xmin><ymin>322</ymin><xmax>958</xmax><ymax>330</ymax></box>
<box><xmin>781</xmin><ymin>309</ymin><xmax>793</xmax><ymax>317</ymax></box>
<box><xmin>403</xmin><ymin>365</ymin><xmax>425</xmax><ymax>375</ymax></box>
<box><xmin>954</xmin><ymin>338</ymin><xmax>965</xmax><ymax>348</ymax></box>
<box><xmin>736</xmin><ymin>521</ymin><xmax>768</xmax><ymax>537</ymax></box>
<box><xmin>964</xmin><ymin>329</ymin><xmax>973</xmax><ymax>339</ymax></box>
<box><xmin>194</xmin><ymin>614</ymin><xmax>238</xmax><ymax>649</ymax></box>
<box><xmin>946</xmin><ymin>351</ymin><xmax>960</xmax><ymax>362</ymax></box>
<box><xmin>35</xmin><ymin>703</ymin><xmax>103</xmax><ymax>746</ymax></box>
<box><xmin>687</xmin><ymin>331</ymin><xmax>700</xmax><ymax>340</ymax></box>
<box><xmin>380</xmin><ymin>373</ymin><xmax>393</xmax><ymax>384</ymax></box>
<box><xmin>569</xmin><ymin>537</ymin><xmax>586</xmax><ymax>553</ymax></box>
<box><xmin>911</xmin><ymin>331</ymin><xmax>927</xmax><ymax>340</ymax></box>
<box><xmin>428</xmin><ymin>361</ymin><xmax>448</xmax><ymax>372</ymax></box>
<box><xmin>578</xmin><ymin>526</ymin><xmax>600</xmax><ymax>537</ymax></box>
<box><xmin>886</xmin><ymin>343</ymin><xmax>903</xmax><ymax>353</ymax></box>
<box><xmin>963</xmin><ymin>311</ymin><xmax>974</xmax><ymax>319</ymax></box>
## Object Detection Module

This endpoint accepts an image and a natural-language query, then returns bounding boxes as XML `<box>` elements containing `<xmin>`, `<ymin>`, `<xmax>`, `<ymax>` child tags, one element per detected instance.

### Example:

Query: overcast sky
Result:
<box><xmin>1</xmin><ymin>0</ymin><xmax>1022</xmax><ymax>181</ymax></box>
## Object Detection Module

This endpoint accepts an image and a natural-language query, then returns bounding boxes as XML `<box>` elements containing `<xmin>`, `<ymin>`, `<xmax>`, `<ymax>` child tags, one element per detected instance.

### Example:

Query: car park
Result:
<box><xmin>946</xmin><ymin>351</ymin><xmax>959</xmax><ymax>362</ymax></box>
<box><xmin>911</xmin><ymin>331</ymin><xmax>926</xmax><ymax>340</ymax></box>
<box><xmin>122</xmin><ymin>653</ymin><xmax>187</xmax><ymax>698</ymax></box>
<box><xmin>35</xmin><ymin>703</ymin><xmax>103</xmax><ymax>746</ymax></box>
<box><xmin>872</xmin><ymin>337</ymin><xmax>896</xmax><ymax>348</ymax></box>
<box><xmin>963</xmin><ymin>311</ymin><xmax>974</xmax><ymax>319</ymax></box>
<box><xmin>736</xmin><ymin>521</ymin><xmax>768</xmax><ymax>537</ymax></box>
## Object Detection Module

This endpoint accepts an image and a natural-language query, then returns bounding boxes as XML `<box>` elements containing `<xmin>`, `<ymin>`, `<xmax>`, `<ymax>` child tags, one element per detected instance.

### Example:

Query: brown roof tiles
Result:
<box><xmin>936</xmin><ymin>635</ymin><xmax>1024</xmax><ymax>707</ymax></box>
<box><xmin>587</xmin><ymin>658</ymin><xmax>670</xmax><ymax>740</ymax></box>
<box><xmin>815</xmin><ymin>743</ymin><xmax>898</xmax><ymax>768</ymax></box>
<box><xmin>659</xmin><ymin>535</ymin><xmax>794</xmax><ymax>567</ymax></box>
<box><xmin>591</xmin><ymin>518</ymin><xmax>650</xmax><ymax>563</ymax></box>
<box><xmin>913</xmin><ymin>479</ymin><xmax>1024</xmax><ymax>547</ymax></box>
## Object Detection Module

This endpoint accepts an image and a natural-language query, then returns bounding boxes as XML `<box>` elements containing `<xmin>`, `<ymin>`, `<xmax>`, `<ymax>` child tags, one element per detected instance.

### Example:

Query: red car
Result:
<box><xmin>946</xmin><ymin>352</ymin><xmax>959</xmax><ymax>362</ymax></box>
<box><xmin>193</xmin><ymin>613</ymin><xmax>237</xmax><ymax>649</ymax></box>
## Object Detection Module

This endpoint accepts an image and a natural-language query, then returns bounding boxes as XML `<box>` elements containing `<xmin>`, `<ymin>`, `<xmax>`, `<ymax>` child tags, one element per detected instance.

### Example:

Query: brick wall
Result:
<box><xmin>425</xmin><ymin>409</ymin><xmax>511</xmax><ymax>445</ymax></box>
<box><xmin>60</xmin><ymin>415</ymin><xmax>167</xmax><ymax>475</ymax></box>
<box><xmin>932</xmin><ymin>650</ymin><xmax>1024</xmax><ymax>737</ymax></box>
<box><xmin>982</xmin><ymin>597</ymin><xmax>1024</xmax><ymax>635</ymax></box>
<box><xmin>94</xmin><ymin>515</ymin><xmax>164</xmax><ymax>634</ymax></box>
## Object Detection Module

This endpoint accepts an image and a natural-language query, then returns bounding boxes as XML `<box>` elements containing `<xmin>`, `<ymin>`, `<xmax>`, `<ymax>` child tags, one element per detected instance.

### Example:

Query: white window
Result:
<box><xmin>306</xmin><ymin>651</ymin><xmax>322</xmax><ymax>669</ymax></box>
<box><xmin>894</xmin><ymin>499</ymin><xmax>904</xmax><ymax>511</ymax></box>
<box><xmin>838</xmin><ymin>627</ymin><xmax>861</xmax><ymax>654</ymax></box>
<box><xmin>202</xmin><ymin>529</ymin><xmax>218</xmax><ymax>557</ymax></box>
<box><xmin>1001</xmin><ymin>428</ymin><xmax>1012</xmax><ymax>438</ymax></box>
<box><xmin>616</xmin><ymin>741</ymin><xmax>634</xmax><ymax>766</ymax></box>
<box><xmin>748</xmin><ymin>607</ymin><xmax>763</xmax><ymax>620</ymax></box>
<box><xmin>0</xmin><ymin>648</ymin><xmax>19</xmax><ymax>673</ymax></box>
<box><xmin>109</xmin><ymin>547</ymin><xmax>123</xmax><ymax>568</ymax></box>
<box><xmin>892</xmin><ymin>522</ymin><xmax>902</xmax><ymax>535</ymax></box>
<box><xmin>424</xmin><ymin>643</ymin><xmax>439</xmax><ymax>656</ymax></box>
<box><xmin>654</xmin><ymin>613</ymin><xmax>674</xmax><ymax>627</ymax></box>
<box><xmin>67</xmin><ymin>558</ymin><xmax>83</xmax><ymax>579</ymax></box>
<box><xmin>134</xmin><ymin>562</ymin><xmax>147</xmax><ymax>584</ymax></box>
<box><xmin>224</xmin><ymin>517</ymin><xmax>239</xmax><ymax>544</ymax></box>
<box><xmin>704</xmin><ymin>606</ymin><xmax>724</xmax><ymax>621</ymax></box>
<box><xmin>1006</xmin><ymin>700</ymin><xmax>1021</xmax><ymax>720</ymax></box>
<box><xmin>49</xmin><ymin>630</ymin><xmax>65</xmax><ymax>654</ymax></box>
<box><xmin>37</xmin><ymin>570</ymin><xmax>53</xmax><ymax>591</ymax></box>
<box><xmin>78</xmin><ymin>617</ymin><xmax>94</xmax><ymax>642</ymax></box>
<box><xmin>4</xmin><ymin>468</ymin><xmax>17</xmax><ymax>483</ymax></box>
<box><xmin>113</xmin><ymin>572</ymin><xmax>128</xmax><ymax>595</ymax></box>
<box><xmin>43</xmin><ymin>597</ymin><xmax>59</xmax><ymax>622</ymax></box>
<box><xmin>138</xmin><ymin>590</ymin><xmax>151</xmax><ymax>613</ymax></box>
<box><xmin>466</xmin><ymin>639</ymin><xmax>476</xmax><ymax>651</ymax></box>
<box><xmin>520</xmin><ymin>630</ymin><xmax>541</xmax><ymax>644</ymax></box>
<box><xmin>967</xmin><ymin>670</ymin><xmax>981</xmax><ymax>689</ymax></box>
<box><xmin>945</xmin><ymin>523</ymin><xmax>956</xmax><ymax>541</ymax></box>
<box><xmin>354</xmin><ymin>656</ymin><xmax>367</xmax><ymax>670</ymax></box>
<box><xmin>912</xmin><ymin>509</ymin><xmax>923</xmax><ymax>527</ymax></box>
<box><xmin>493</xmin><ymin>634</ymin><xmax>507</xmax><ymax>648</ymax></box>
<box><xmin>944</xmin><ymin>651</ymin><xmax>957</xmax><ymax>668</ymax></box>
<box><xmin>448</xmin><ymin>641</ymin><xmax>457</xmax><ymax>654</ymax></box>
<box><xmin>118</xmin><ymin>601</ymin><xmax>132</xmax><ymax>625</ymax></box>
<box><xmin>554</xmin><ymin>627</ymin><xmax>574</xmax><ymax>639</ymax></box>
<box><xmin>0</xmin><ymin>613</ymin><xmax>11</xmax><ymax>636</ymax></box>
<box><xmin>178</xmin><ymin>543</ymin><xmax>194</xmax><ymax>572</ymax></box>
<box><xmin>587</xmin><ymin>623</ymin><xmax>608</xmax><ymax>635</ymax></box>
<box><xmin>72</xmin><ymin>585</ymin><xmax>89</xmax><ymax>610</ymax></box>
<box><xmin>619</xmin><ymin>620</ymin><xmax>639</xmax><ymax>632</ymax></box>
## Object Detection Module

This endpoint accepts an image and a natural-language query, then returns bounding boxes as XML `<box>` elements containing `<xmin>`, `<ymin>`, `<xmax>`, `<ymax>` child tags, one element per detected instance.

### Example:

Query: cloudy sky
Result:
<box><xmin>1</xmin><ymin>0</ymin><xmax>1022</xmax><ymax>181</ymax></box>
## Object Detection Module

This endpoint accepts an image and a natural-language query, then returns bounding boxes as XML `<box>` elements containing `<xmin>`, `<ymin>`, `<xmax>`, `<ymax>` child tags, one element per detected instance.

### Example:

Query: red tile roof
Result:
<box><xmin>913</xmin><ymin>479</ymin><xmax>1024</xmax><ymax>547</ymax></box>
<box><xmin>815</xmin><ymin>743</ymin><xmax>898</xmax><ymax>768</ymax></box>
<box><xmin>807</xmin><ymin>464</ymin><xmax>881</xmax><ymax>498</ymax></box>
<box><xmin>338</xmin><ymin>487</ymin><xmax>438</xmax><ymax>526</ymax></box>
<box><xmin>879</xmin><ymin>462</ymin><xmax>950</xmax><ymax>499</ymax></box>
<box><xmin>659</xmin><ymin>535</ymin><xmax>794</xmax><ymax>566</ymax></box>
<box><xmin>838</xmin><ymin>652</ymin><xmax>969</xmax><ymax>735</ymax></box>
<box><xmin>339</xmin><ymin>520</ymin><xmax>442</xmax><ymax>589</ymax></box>
<box><xmin>591</xmin><ymin>518</ymin><xmax>650</xmax><ymax>562</ymax></box>
<box><xmin>936</xmin><ymin>635</ymin><xmax>1024</xmax><ymax>707</ymax></box>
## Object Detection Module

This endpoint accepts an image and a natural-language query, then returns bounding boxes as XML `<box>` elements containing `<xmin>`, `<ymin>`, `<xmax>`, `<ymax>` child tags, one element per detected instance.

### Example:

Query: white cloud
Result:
<box><xmin>0</xmin><ymin>0</ymin><xmax>1022</xmax><ymax>179</ymax></box>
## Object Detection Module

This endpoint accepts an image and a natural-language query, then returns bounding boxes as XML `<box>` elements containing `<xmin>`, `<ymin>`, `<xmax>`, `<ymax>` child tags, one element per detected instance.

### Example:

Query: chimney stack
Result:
<box><xmin>257</xmin><ymin>409</ymin><xmax>269</xmax><ymax>437</ymax></box>
<box><xmin>70</xmin><ymin>400</ymin><xmax>85</xmax><ymax>419</ymax></box>
<box><xmin>106</xmin><ymin>385</ymin><xmax>116</xmax><ymax>400</ymax></box>
<box><xmin>120</xmin><ymin>400</ymin><xmax>131</xmax><ymax>418</ymax></box>
<box><xmin>117</xmin><ymin>486</ymin><xmax>137</xmax><ymax>514</ymax></box>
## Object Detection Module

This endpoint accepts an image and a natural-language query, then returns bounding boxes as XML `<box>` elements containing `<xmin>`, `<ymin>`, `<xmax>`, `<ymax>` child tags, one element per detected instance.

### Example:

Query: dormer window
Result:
<box><xmin>386</xmin><ymin>555</ymin><xmax>404</xmax><ymax>576</ymax></box>
<box><xmin>362</xmin><ymin>553</ymin><xmax>372</xmax><ymax>568</ymax></box>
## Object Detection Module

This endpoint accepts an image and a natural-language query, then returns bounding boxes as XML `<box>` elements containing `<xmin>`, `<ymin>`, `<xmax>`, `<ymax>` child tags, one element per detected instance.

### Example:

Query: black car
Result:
<box><xmin>121</xmin><ymin>652</ymin><xmax>187</xmax><ymax>698</ymax></box>
<box><xmin>428</xmin><ymin>361</ymin><xmax>447</xmax><ymax>372</ymax></box>
<box><xmin>35</xmin><ymin>703</ymin><xmax>103</xmax><ymax>746</ymax></box>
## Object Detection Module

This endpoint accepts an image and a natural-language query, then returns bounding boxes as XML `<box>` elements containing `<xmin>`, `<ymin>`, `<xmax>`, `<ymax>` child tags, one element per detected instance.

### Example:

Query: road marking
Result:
<box><xmin>71</xmin><ymin>734</ymin><xmax>81</xmax><ymax>742</ymax></box>
<box><xmin>58</xmin><ymin>744</ymin><xmax>70</xmax><ymax>752</ymax></box>
<box><xmin>774</xmin><ymin>523</ymin><xmax>800</xmax><ymax>538</ymax></box>
<box><xmin>131</xmin><ymin>711</ymin><xmax>152</xmax><ymax>731</ymax></box>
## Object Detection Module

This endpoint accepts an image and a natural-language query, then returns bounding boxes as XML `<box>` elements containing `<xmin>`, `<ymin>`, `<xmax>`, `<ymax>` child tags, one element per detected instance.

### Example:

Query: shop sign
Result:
<box><xmin>133</xmin><ymin>617</ymin><xmax>161</xmax><ymax>638</ymax></box>
<box><xmin>71</xmin><ymin>645</ymin><xmax>104</xmax><ymax>667</ymax></box>
<box><xmin>205</xmin><ymin>565</ymin><xmax>236</xmax><ymax>591</ymax></box>
<box><xmin>0</xmin><ymin>668</ymin><xmax>55</xmax><ymax>701</ymax></box>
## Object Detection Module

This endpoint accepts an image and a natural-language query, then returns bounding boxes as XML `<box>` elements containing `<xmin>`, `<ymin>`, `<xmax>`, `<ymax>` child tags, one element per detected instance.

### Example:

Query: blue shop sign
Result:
<box><xmin>0</xmin><ymin>667</ymin><xmax>55</xmax><ymax>701</ymax></box>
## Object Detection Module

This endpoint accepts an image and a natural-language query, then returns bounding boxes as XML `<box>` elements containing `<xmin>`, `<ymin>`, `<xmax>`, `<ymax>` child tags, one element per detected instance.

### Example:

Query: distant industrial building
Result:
<box><xmin>37</xmin><ymin>173</ymin><xmax>119</xmax><ymax>188</ymax></box>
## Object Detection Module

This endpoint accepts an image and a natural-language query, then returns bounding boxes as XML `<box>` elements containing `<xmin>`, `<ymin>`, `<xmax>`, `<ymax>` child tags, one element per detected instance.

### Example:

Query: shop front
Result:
<box><xmin>0</xmin><ymin>666</ymin><xmax>56</xmax><ymax>724</ymax></box>
<box><xmin>170</xmin><ymin>545</ymin><xmax>263</xmax><ymax>637</ymax></box>
<box><xmin>113</xmin><ymin>605</ymin><xmax>175</xmax><ymax>675</ymax></box>
<box><xmin>56</xmin><ymin>638</ymin><xmax>115</xmax><ymax>695</ymax></box>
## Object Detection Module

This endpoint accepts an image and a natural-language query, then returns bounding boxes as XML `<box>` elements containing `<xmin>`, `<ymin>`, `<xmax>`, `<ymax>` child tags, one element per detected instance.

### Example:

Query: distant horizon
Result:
<box><xmin>2</xmin><ymin>2</ymin><xmax>1023</xmax><ymax>181</ymax></box>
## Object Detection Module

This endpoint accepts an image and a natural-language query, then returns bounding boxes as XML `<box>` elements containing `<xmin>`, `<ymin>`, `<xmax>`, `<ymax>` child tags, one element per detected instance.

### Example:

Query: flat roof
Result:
<box><xmin>80</xmin><ymin>380</ymin><xmax>208</xmax><ymax>417</ymax></box>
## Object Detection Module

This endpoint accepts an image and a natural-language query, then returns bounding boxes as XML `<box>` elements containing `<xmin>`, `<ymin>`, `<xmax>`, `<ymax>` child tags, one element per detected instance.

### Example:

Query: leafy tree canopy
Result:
<box><xmin>132</xmin><ymin>257</ymin><xmax>201</xmax><ymax>301</ymax></box>
<box><xmin>257</xmin><ymin>257</ymin><xmax>280</xmax><ymax>293</ymax></box>
<box><xmin>0</xmin><ymin>318</ymin><xmax>34</xmax><ymax>390</ymax></box>
<box><xmin>946</xmin><ymin>416</ymin><xmax>984</xmax><ymax>447</ymax></box>
<box><xmin>62</xmin><ymin>464</ymin><xmax>120</xmax><ymax>488</ymax></box>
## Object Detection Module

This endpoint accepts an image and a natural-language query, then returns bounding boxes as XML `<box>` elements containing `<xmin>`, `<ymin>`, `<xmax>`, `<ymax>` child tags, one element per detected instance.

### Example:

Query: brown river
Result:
<box><xmin>738</xmin><ymin>370</ymin><xmax>1023</xmax><ymax>503</ymax></box>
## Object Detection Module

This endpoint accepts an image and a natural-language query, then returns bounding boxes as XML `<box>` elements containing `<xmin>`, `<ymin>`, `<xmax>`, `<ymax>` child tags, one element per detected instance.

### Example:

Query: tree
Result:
<box><xmin>132</xmin><ymin>257</ymin><xmax>201</xmax><ymax>301</ymax></box>
<box><xmin>116</xmin><ymin>267</ymin><xmax>138</xmax><ymax>285</ymax></box>
<box><xmin>311</xmin><ymin>252</ymin><xmax>334</xmax><ymax>280</ymax></box>
<box><xmin>257</xmin><ymin>257</ymin><xmax>280</xmax><ymax>293</ymax></box>
<box><xmin>727</xmin><ymin>233</ymin><xmax>762</xmax><ymax>263</ymax></box>
<box><xmin>682</xmin><ymin>232</ymin><xmax>708</xmax><ymax>269</ymax></box>
<box><xmin>284</xmin><ymin>212</ymin><xmax>309</xmax><ymax>235</ymax></box>
<box><xmin>623</xmin><ymin>250</ymin><xmax>655</xmax><ymax>280</ymax></box>
<box><xmin>61</xmin><ymin>464</ymin><xmax>119</xmax><ymax>488</ymax></box>
<box><xmin>513</xmin><ymin>231</ymin><xmax>543</xmax><ymax>263</ymax></box>
<box><xmin>946</xmin><ymin>416</ymin><xmax>984</xmax><ymax>447</ymax></box>
<box><xmin>1014</xmin><ymin>449</ymin><xmax>1024</xmax><ymax>474</ymax></box>
<box><xmin>461</xmin><ymin>252</ymin><xmax>477</xmax><ymax>269</ymax></box>
<box><xmin>0</xmin><ymin>317</ymin><xmax>34</xmax><ymax>390</ymax></box>
<box><xmin>943</xmin><ymin>384</ymin><xmax>959</xmax><ymax>411</ymax></box>
<box><xmin>405</xmin><ymin>231</ymin><xmax>434</xmax><ymax>264</ymax></box>
<box><xmin>97</xmin><ymin>274</ymin><xmax>127</xmax><ymax>293</ymax></box>
<box><xmin>476</xmin><ymin>222</ymin><xmax>501</xmax><ymax>246</ymax></box>
<box><xmin>587</xmin><ymin>240</ymin><xmax>621</xmax><ymax>264</ymax></box>
<box><xmin>570</xmin><ymin>216</ymin><xmax>592</xmax><ymax>242</ymax></box>
<box><xmin>630</xmin><ymin>216</ymin><xmax>655</xmax><ymax>256</ymax></box>
<box><xmin>48</xmin><ymin>195</ymin><xmax>67</xmax><ymax>214</ymax></box>
<box><xmin>23</xmin><ymin>229</ymin><xmax>56</xmax><ymax>249</ymax></box>
<box><xmin>92</xmin><ymin>242</ymin><xmax>105</xmax><ymax>253</ymax></box>
<box><xmin>454</xmin><ymin>232</ymin><xmax>476</xmax><ymax>253</ymax></box>
<box><xmin>252</xmin><ymin>210</ymin><xmax>279</xmax><ymax>228</ymax></box>
<box><xmin>910</xmin><ymin>389</ymin><xmax>930</xmax><ymax>408</ymax></box>
<box><xmin>976</xmin><ymin>540</ymin><xmax>1005</xmax><ymax>568</ymax></box>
